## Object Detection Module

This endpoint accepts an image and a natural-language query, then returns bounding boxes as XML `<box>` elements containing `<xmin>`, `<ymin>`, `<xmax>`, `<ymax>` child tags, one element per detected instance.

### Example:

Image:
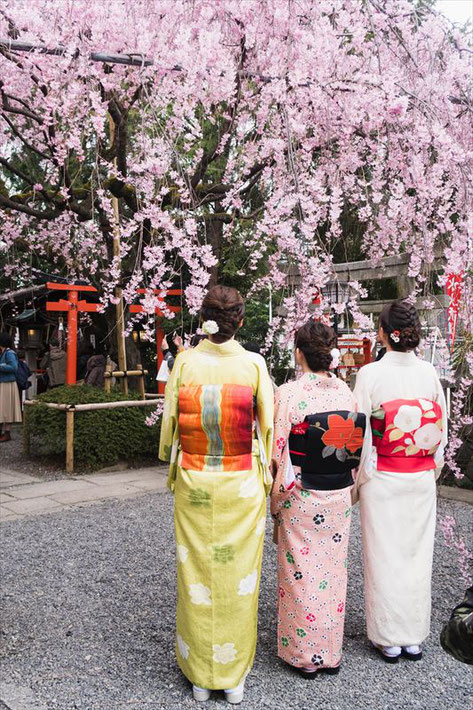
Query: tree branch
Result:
<box><xmin>0</xmin><ymin>193</ymin><xmax>60</xmax><ymax>219</ymax></box>
<box><xmin>1</xmin><ymin>113</ymin><xmax>51</xmax><ymax>160</ymax></box>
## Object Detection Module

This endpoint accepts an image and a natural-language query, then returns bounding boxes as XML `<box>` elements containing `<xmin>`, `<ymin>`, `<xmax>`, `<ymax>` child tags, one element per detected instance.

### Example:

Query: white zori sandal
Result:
<box><xmin>371</xmin><ymin>642</ymin><xmax>402</xmax><ymax>663</ymax></box>
<box><xmin>401</xmin><ymin>645</ymin><xmax>422</xmax><ymax>661</ymax></box>
<box><xmin>192</xmin><ymin>685</ymin><xmax>211</xmax><ymax>702</ymax></box>
<box><xmin>224</xmin><ymin>680</ymin><xmax>245</xmax><ymax>704</ymax></box>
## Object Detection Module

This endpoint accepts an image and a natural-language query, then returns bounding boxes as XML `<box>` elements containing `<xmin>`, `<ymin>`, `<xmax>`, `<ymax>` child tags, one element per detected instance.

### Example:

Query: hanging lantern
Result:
<box><xmin>24</xmin><ymin>326</ymin><xmax>42</xmax><ymax>348</ymax></box>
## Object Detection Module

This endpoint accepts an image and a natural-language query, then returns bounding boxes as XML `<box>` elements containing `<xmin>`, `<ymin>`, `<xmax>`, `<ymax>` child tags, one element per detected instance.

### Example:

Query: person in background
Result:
<box><xmin>189</xmin><ymin>333</ymin><xmax>206</xmax><ymax>348</ymax></box>
<box><xmin>0</xmin><ymin>332</ymin><xmax>22</xmax><ymax>442</ymax></box>
<box><xmin>159</xmin><ymin>285</ymin><xmax>274</xmax><ymax>704</ymax></box>
<box><xmin>40</xmin><ymin>338</ymin><xmax>67</xmax><ymax>389</ymax></box>
<box><xmin>84</xmin><ymin>353</ymin><xmax>106</xmax><ymax>388</ymax></box>
<box><xmin>161</xmin><ymin>333</ymin><xmax>205</xmax><ymax>373</ymax></box>
<box><xmin>16</xmin><ymin>349</ymin><xmax>32</xmax><ymax>401</ymax></box>
<box><xmin>271</xmin><ymin>320</ymin><xmax>364</xmax><ymax>677</ymax></box>
<box><xmin>161</xmin><ymin>334</ymin><xmax>180</xmax><ymax>372</ymax></box>
<box><xmin>354</xmin><ymin>299</ymin><xmax>448</xmax><ymax>663</ymax></box>
<box><xmin>77</xmin><ymin>341</ymin><xmax>94</xmax><ymax>381</ymax></box>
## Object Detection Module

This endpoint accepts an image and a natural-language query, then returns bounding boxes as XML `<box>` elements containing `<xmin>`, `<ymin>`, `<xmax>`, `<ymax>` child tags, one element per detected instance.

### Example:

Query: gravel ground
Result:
<box><xmin>1</xmin><ymin>424</ymin><xmax>65</xmax><ymax>479</ymax></box>
<box><xmin>1</xmin><ymin>493</ymin><xmax>471</xmax><ymax>710</ymax></box>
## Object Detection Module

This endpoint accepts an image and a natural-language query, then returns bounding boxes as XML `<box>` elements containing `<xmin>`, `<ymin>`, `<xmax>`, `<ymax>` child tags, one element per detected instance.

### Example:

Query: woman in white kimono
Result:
<box><xmin>354</xmin><ymin>299</ymin><xmax>448</xmax><ymax>663</ymax></box>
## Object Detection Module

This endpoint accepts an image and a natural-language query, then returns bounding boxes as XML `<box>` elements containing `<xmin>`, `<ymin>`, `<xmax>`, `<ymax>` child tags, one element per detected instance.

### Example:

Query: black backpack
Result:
<box><xmin>16</xmin><ymin>359</ymin><xmax>32</xmax><ymax>391</ymax></box>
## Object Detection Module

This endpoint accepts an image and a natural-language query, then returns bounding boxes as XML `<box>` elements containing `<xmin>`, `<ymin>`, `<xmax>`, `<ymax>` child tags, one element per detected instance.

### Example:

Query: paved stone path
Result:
<box><xmin>0</xmin><ymin>466</ymin><xmax>168</xmax><ymax>521</ymax></box>
<box><xmin>1</xmin><ymin>465</ymin><xmax>471</xmax><ymax>524</ymax></box>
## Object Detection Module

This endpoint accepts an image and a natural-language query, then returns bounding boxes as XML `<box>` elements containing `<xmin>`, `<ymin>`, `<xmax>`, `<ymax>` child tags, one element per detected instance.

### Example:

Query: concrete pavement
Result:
<box><xmin>0</xmin><ymin>466</ymin><xmax>169</xmax><ymax>521</ymax></box>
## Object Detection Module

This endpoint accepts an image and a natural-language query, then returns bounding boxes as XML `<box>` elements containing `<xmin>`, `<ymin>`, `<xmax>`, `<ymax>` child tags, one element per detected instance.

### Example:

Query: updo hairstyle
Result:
<box><xmin>379</xmin><ymin>299</ymin><xmax>421</xmax><ymax>352</ymax></box>
<box><xmin>200</xmin><ymin>285</ymin><xmax>245</xmax><ymax>344</ymax></box>
<box><xmin>295</xmin><ymin>320</ymin><xmax>337</xmax><ymax>372</ymax></box>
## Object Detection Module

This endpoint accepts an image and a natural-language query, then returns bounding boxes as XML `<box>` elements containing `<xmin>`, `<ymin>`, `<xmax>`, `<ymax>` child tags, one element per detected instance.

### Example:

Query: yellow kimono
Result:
<box><xmin>159</xmin><ymin>338</ymin><xmax>274</xmax><ymax>690</ymax></box>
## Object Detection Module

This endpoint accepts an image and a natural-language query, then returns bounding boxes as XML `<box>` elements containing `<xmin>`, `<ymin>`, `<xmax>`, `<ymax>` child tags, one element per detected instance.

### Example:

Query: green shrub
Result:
<box><xmin>25</xmin><ymin>386</ymin><xmax>161</xmax><ymax>469</ymax></box>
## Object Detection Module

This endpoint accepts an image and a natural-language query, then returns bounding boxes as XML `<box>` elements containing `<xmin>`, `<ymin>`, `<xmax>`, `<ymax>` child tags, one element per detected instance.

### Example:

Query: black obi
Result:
<box><xmin>288</xmin><ymin>410</ymin><xmax>366</xmax><ymax>491</ymax></box>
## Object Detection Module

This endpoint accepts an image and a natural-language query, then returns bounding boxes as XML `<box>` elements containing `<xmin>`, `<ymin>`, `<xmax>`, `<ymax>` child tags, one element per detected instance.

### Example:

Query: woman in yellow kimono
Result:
<box><xmin>159</xmin><ymin>286</ymin><xmax>274</xmax><ymax>704</ymax></box>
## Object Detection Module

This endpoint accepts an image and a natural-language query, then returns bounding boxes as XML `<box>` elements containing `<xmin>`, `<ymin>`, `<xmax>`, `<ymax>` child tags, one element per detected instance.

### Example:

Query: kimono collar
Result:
<box><xmin>195</xmin><ymin>338</ymin><xmax>246</xmax><ymax>357</ymax></box>
<box><xmin>381</xmin><ymin>350</ymin><xmax>418</xmax><ymax>366</ymax></box>
<box><xmin>300</xmin><ymin>371</ymin><xmax>338</xmax><ymax>387</ymax></box>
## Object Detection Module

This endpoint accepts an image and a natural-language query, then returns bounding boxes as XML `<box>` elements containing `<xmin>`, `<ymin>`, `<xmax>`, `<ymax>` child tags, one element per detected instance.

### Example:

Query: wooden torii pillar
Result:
<box><xmin>45</xmin><ymin>283</ymin><xmax>99</xmax><ymax>385</ymax></box>
<box><xmin>130</xmin><ymin>289</ymin><xmax>182</xmax><ymax>394</ymax></box>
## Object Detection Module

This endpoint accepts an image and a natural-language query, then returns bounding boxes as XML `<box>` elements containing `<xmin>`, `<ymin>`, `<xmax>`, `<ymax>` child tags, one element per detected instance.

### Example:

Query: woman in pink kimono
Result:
<box><xmin>271</xmin><ymin>320</ymin><xmax>366</xmax><ymax>677</ymax></box>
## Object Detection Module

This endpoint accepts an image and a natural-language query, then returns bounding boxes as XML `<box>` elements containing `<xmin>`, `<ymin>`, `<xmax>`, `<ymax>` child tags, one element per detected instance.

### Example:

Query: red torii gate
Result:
<box><xmin>46</xmin><ymin>283</ymin><xmax>182</xmax><ymax>391</ymax></box>
<box><xmin>46</xmin><ymin>282</ymin><xmax>99</xmax><ymax>385</ymax></box>
<box><xmin>130</xmin><ymin>288</ymin><xmax>182</xmax><ymax>394</ymax></box>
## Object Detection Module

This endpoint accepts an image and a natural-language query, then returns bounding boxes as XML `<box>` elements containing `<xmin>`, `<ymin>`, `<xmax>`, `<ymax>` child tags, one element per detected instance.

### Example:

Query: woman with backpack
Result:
<box><xmin>0</xmin><ymin>332</ymin><xmax>22</xmax><ymax>442</ymax></box>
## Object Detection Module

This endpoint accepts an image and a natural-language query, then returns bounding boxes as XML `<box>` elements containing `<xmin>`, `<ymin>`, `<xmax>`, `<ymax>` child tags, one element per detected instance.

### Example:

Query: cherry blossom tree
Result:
<box><xmin>0</xmin><ymin>0</ymin><xmax>471</xmax><ymax>332</ymax></box>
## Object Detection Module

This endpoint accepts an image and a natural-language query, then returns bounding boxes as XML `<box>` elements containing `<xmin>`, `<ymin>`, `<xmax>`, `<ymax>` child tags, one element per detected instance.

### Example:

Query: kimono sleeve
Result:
<box><xmin>255</xmin><ymin>357</ymin><xmax>274</xmax><ymax>467</ymax></box>
<box><xmin>353</xmin><ymin>365</ymin><xmax>374</xmax><ymax>489</ymax></box>
<box><xmin>270</xmin><ymin>383</ymin><xmax>297</xmax><ymax>509</ymax></box>
<box><xmin>271</xmin><ymin>385</ymin><xmax>292</xmax><ymax>470</ymax></box>
<box><xmin>432</xmin><ymin>367</ymin><xmax>448</xmax><ymax>477</ymax></box>
<box><xmin>158</xmin><ymin>354</ymin><xmax>181</xmax><ymax>490</ymax></box>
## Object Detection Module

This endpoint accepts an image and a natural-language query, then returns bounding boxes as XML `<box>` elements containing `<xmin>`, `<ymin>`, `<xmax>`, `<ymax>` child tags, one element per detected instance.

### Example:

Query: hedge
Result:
<box><xmin>26</xmin><ymin>386</ymin><xmax>160</xmax><ymax>469</ymax></box>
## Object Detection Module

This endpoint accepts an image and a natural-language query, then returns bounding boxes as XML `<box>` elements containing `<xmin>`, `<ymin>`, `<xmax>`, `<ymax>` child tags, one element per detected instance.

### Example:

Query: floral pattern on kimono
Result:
<box><xmin>270</xmin><ymin>372</ymin><xmax>357</xmax><ymax>669</ymax></box>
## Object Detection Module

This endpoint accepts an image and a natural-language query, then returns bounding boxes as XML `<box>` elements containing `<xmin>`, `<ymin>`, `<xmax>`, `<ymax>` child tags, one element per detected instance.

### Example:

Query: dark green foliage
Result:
<box><xmin>25</xmin><ymin>386</ymin><xmax>160</xmax><ymax>469</ymax></box>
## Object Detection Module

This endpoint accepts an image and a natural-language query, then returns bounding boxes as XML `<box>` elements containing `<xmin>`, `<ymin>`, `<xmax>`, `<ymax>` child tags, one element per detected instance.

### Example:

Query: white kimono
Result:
<box><xmin>353</xmin><ymin>350</ymin><xmax>448</xmax><ymax>647</ymax></box>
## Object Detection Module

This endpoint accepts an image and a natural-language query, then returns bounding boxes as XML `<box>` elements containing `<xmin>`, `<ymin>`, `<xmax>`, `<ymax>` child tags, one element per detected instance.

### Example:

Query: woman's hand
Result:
<box><xmin>173</xmin><ymin>334</ymin><xmax>184</xmax><ymax>351</ymax></box>
<box><xmin>161</xmin><ymin>335</ymin><xmax>169</xmax><ymax>352</ymax></box>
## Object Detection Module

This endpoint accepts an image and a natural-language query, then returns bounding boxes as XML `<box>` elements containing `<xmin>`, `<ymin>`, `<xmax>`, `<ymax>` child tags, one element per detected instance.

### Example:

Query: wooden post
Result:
<box><xmin>66</xmin><ymin>408</ymin><xmax>75</xmax><ymax>473</ymax></box>
<box><xmin>137</xmin><ymin>363</ymin><xmax>145</xmax><ymax>400</ymax></box>
<box><xmin>108</xmin><ymin>113</ymin><xmax>128</xmax><ymax>395</ymax></box>
<box><xmin>156</xmin><ymin>317</ymin><xmax>165</xmax><ymax>395</ymax></box>
<box><xmin>23</xmin><ymin>405</ymin><xmax>30</xmax><ymax>456</ymax></box>
<box><xmin>104</xmin><ymin>366</ymin><xmax>112</xmax><ymax>394</ymax></box>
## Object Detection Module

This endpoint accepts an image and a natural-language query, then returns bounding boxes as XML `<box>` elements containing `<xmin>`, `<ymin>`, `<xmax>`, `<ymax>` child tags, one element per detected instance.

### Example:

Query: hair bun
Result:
<box><xmin>295</xmin><ymin>320</ymin><xmax>337</xmax><ymax>372</ymax></box>
<box><xmin>399</xmin><ymin>325</ymin><xmax>420</xmax><ymax>350</ymax></box>
<box><xmin>201</xmin><ymin>286</ymin><xmax>245</xmax><ymax>344</ymax></box>
<box><xmin>379</xmin><ymin>299</ymin><xmax>421</xmax><ymax>352</ymax></box>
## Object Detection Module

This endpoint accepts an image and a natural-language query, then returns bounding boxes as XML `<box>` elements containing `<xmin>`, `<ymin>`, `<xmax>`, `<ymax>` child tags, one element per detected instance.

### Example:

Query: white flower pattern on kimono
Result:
<box><xmin>189</xmin><ymin>583</ymin><xmax>211</xmax><ymax>605</ymax></box>
<box><xmin>177</xmin><ymin>634</ymin><xmax>190</xmax><ymax>659</ymax></box>
<box><xmin>393</xmin><ymin>404</ymin><xmax>422</xmax><ymax>433</ymax></box>
<box><xmin>238</xmin><ymin>569</ymin><xmax>258</xmax><ymax>596</ymax></box>
<box><xmin>239</xmin><ymin>474</ymin><xmax>258</xmax><ymax>498</ymax></box>
<box><xmin>255</xmin><ymin>518</ymin><xmax>266</xmax><ymax>536</ymax></box>
<box><xmin>213</xmin><ymin>643</ymin><xmax>237</xmax><ymax>664</ymax></box>
<box><xmin>177</xmin><ymin>544</ymin><xmax>189</xmax><ymax>563</ymax></box>
<box><xmin>419</xmin><ymin>398</ymin><xmax>434</xmax><ymax>411</ymax></box>
<box><xmin>413</xmin><ymin>423</ymin><xmax>442</xmax><ymax>450</ymax></box>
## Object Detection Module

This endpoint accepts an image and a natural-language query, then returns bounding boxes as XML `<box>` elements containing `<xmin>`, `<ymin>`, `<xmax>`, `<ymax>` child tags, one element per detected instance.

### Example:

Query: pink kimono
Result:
<box><xmin>270</xmin><ymin>372</ymin><xmax>358</xmax><ymax>670</ymax></box>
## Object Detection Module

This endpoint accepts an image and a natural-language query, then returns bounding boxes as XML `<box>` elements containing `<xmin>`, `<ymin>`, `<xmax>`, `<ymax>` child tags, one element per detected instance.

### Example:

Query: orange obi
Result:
<box><xmin>371</xmin><ymin>398</ymin><xmax>443</xmax><ymax>473</ymax></box>
<box><xmin>178</xmin><ymin>383</ymin><xmax>254</xmax><ymax>472</ymax></box>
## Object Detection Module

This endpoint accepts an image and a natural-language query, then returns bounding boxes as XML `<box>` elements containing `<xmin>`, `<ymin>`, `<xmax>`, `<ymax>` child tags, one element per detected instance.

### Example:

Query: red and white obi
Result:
<box><xmin>371</xmin><ymin>398</ymin><xmax>444</xmax><ymax>473</ymax></box>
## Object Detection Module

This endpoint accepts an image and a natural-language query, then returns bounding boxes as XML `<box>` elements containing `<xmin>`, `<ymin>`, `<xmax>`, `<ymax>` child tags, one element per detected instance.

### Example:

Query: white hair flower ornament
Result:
<box><xmin>329</xmin><ymin>348</ymin><xmax>340</xmax><ymax>369</ymax></box>
<box><xmin>202</xmin><ymin>320</ymin><xmax>219</xmax><ymax>335</ymax></box>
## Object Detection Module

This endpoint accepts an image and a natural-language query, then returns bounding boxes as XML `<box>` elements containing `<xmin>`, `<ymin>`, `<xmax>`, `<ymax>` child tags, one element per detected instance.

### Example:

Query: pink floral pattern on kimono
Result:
<box><xmin>270</xmin><ymin>372</ymin><xmax>356</xmax><ymax>670</ymax></box>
